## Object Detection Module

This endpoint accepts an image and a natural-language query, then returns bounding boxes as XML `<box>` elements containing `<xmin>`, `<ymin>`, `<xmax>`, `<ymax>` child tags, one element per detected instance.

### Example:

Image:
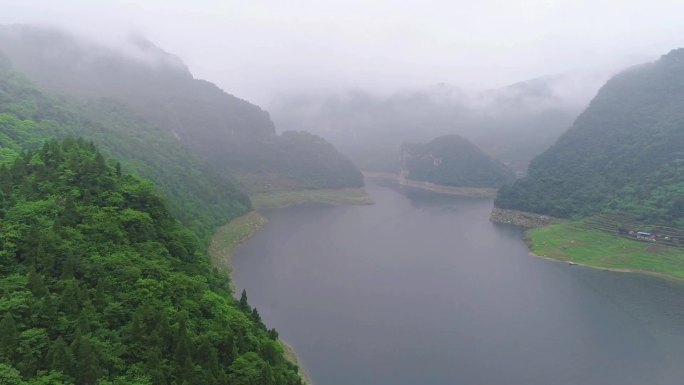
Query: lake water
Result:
<box><xmin>232</xmin><ymin>180</ymin><xmax>684</xmax><ymax>385</ymax></box>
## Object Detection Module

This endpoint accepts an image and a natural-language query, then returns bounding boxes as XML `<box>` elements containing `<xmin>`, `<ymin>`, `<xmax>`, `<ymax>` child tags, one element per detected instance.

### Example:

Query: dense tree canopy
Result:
<box><xmin>496</xmin><ymin>49</ymin><xmax>684</xmax><ymax>226</ymax></box>
<box><xmin>0</xmin><ymin>139</ymin><xmax>304</xmax><ymax>385</ymax></box>
<box><xmin>0</xmin><ymin>62</ymin><xmax>250</xmax><ymax>240</ymax></box>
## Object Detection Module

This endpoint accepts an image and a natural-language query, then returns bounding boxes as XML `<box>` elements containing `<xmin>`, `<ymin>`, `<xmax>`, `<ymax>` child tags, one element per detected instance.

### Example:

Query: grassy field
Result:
<box><xmin>528</xmin><ymin>222</ymin><xmax>684</xmax><ymax>279</ymax></box>
<box><xmin>250</xmin><ymin>188</ymin><xmax>374</xmax><ymax>209</ymax></box>
<box><xmin>207</xmin><ymin>211</ymin><xmax>268</xmax><ymax>271</ymax></box>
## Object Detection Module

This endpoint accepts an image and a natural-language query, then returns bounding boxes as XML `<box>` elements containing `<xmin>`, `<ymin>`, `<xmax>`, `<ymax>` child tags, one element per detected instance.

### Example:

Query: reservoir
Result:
<box><xmin>232</xmin><ymin>180</ymin><xmax>684</xmax><ymax>385</ymax></box>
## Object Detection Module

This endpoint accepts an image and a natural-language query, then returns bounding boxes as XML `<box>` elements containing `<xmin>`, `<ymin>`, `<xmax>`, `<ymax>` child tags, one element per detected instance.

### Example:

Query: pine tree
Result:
<box><xmin>11</xmin><ymin>156</ymin><xmax>26</xmax><ymax>183</ymax></box>
<box><xmin>144</xmin><ymin>347</ymin><xmax>167</xmax><ymax>385</ymax></box>
<box><xmin>0</xmin><ymin>164</ymin><xmax>11</xmax><ymax>197</ymax></box>
<box><xmin>174</xmin><ymin>312</ymin><xmax>193</xmax><ymax>377</ymax></box>
<box><xmin>60</xmin><ymin>280</ymin><xmax>81</xmax><ymax>318</ymax></box>
<box><xmin>251</xmin><ymin>307</ymin><xmax>263</xmax><ymax>327</ymax></box>
<box><xmin>156</xmin><ymin>310</ymin><xmax>173</xmax><ymax>352</ymax></box>
<box><xmin>115</xmin><ymin>162</ymin><xmax>122</xmax><ymax>177</ymax></box>
<box><xmin>47</xmin><ymin>336</ymin><xmax>73</xmax><ymax>377</ymax></box>
<box><xmin>217</xmin><ymin>334</ymin><xmax>238</xmax><ymax>366</ymax></box>
<box><xmin>57</xmin><ymin>195</ymin><xmax>80</xmax><ymax>228</ymax></box>
<box><xmin>37</xmin><ymin>294</ymin><xmax>59</xmax><ymax>330</ymax></box>
<box><xmin>75</xmin><ymin>335</ymin><xmax>101</xmax><ymax>385</ymax></box>
<box><xmin>0</xmin><ymin>313</ymin><xmax>18</xmax><ymax>360</ymax></box>
<box><xmin>129</xmin><ymin>309</ymin><xmax>145</xmax><ymax>354</ymax></box>
<box><xmin>76</xmin><ymin>301</ymin><xmax>95</xmax><ymax>335</ymax></box>
<box><xmin>93</xmin><ymin>279</ymin><xmax>106</xmax><ymax>311</ymax></box>
<box><xmin>27</xmin><ymin>265</ymin><xmax>48</xmax><ymax>298</ymax></box>
<box><xmin>238</xmin><ymin>289</ymin><xmax>249</xmax><ymax>311</ymax></box>
<box><xmin>195</xmin><ymin>336</ymin><xmax>220</xmax><ymax>383</ymax></box>
<box><xmin>177</xmin><ymin>357</ymin><xmax>195</xmax><ymax>385</ymax></box>
<box><xmin>60</xmin><ymin>255</ymin><xmax>76</xmax><ymax>280</ymax></box>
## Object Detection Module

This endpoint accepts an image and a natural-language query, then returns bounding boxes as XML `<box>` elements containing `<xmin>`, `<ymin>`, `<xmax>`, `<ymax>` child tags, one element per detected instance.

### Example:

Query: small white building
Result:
<box><xmin>636</xmin><ymin>231</ymin><xmax>656</xmax><ymax>242</ymax></box>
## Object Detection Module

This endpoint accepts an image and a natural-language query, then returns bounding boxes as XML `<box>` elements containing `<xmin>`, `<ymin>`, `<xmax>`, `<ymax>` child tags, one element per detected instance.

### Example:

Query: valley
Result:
<box><xmin>1</xmin><ymin>7</ymin><xmax>684</xmax><ymax>384</ymax></box>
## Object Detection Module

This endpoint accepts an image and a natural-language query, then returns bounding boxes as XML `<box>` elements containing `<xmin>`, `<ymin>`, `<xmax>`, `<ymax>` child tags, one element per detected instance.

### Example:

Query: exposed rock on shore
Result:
<box><xmin>490</xmin><ymin>207</ymin><xmax>555</xmax><ymax>228</ymax></box>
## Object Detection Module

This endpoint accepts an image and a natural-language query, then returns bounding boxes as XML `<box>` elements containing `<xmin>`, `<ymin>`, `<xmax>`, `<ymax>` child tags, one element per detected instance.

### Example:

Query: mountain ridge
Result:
<box><xmin>0</xmin><ymin>24</ymin><xmax>363</xmax><ymax>191</ymax></box>
<box><xmin>269</xmin><ymin>70</ymin><xmax>611</xmax><ymax>173</ymax></box>
<box><xmin>495</xmin><ymin>49</ymin><xmax>684</xmax><ymax>226</ymax></box>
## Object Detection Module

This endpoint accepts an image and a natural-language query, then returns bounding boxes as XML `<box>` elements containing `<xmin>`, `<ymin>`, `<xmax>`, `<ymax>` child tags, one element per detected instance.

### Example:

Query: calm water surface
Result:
<box><xmin>232</xmin><ymin>180</ymin><xmax>684</xmax><ymax>385</ymax></box>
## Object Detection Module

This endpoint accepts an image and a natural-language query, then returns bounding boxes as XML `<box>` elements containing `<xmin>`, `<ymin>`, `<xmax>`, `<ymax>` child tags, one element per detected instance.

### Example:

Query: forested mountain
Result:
<box><xmin>401</xmin><ymin>135</ymin><xmax>514</xmax><ymax>188</ymax></box>
<box><xmin>0</xmin><ymin>61</ymin><xmax>249</xmax><ymax>240</ymax></box>
<box><xmin>270</xmin><ymin>71</ymin><xmax>610</xmax><ymax>173</ymax></box>
<box><xmin>496</xmin><ymin>49</ymin><xmax>684</xmax><ymax>226</ymax></box>
<box><xmin>0</xmin><ymin>139</ymin><xmax>304</xmax><ymax>385</ymax></box>
<box><xmin>0</xmin><ymin>24</ymin><xmax>363</xmax><ymax>191</ymax></box>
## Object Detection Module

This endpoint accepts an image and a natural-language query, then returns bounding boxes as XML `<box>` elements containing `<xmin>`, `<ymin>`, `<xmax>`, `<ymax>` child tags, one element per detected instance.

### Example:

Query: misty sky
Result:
<box><xmin>3</xmin><ymin>0</ymin><xmax>684</xmax><ymax>104</ymax></box>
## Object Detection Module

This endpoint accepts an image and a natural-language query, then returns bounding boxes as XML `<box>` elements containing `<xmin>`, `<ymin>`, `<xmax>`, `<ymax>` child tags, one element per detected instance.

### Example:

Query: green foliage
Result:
<box><xmin>0</xmin><ymin>25</ymin><xmax>363</xmax><ymax>191</ymax></box>
<box><xmin>496</xmin><ymin>49</ymin><xmax>684</xmax><ymax>225</ymax></box>
<box><xmin>243</xmin><ymin>131</ymin><xmax>364</xmax><ymax>189</ymax></box>
<box><xmin>0</xmin><ymin>66</ymin><xmax>250</xmax><ymax>240</ymax></box>
<box><xmin>0</xmin><ymin>139</ymin><xmax>303</xmax><ymax>385</ymax></box>
<box><xmin>401</xmin><ymin>135</ymin><xmax>514</xmax><ymax>188</ymax></box>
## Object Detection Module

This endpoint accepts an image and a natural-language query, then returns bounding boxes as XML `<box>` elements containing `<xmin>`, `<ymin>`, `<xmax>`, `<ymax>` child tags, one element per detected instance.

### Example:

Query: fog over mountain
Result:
<box><xmin>270</xmin><ymin>68</ymin><xmax>616</xmax><ymax>172</ymax></box>
<box><xmin>1</xmin><ymin>1</ymin><xmax>680</xmax><ymax>105</ymax></box>
<box><xmin>5</xmin><ymin>3</ymin><xmax>684</xmax><ymax>385</ymax></box>
<box><xmin>0</xmin><ymin>25</ymin><xmax>365</xmax><ymax>192</ymax></box>
<box><xmin>496</xmin><ymin>48</ymin><xmax>684</xmax><ymax>225</ymax></box>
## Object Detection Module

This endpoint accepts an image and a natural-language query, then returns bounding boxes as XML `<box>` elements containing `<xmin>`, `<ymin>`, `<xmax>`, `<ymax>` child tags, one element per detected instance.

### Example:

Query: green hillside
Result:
<box><xmin>401</xmin><ymin>135</ymin><xmax>514</xmax><ymax>188</ymax></box>
<box><xmin>0</xmin><ymin>62</ymin><xmax>250</xmax><ymax>240</ymax></box>
<box><xmin>496</xmin><ymin>49</ymin><xmax>684</xmax><ymax>226</ymax></box>
<box><xmin>0</xmin><ymin>139</ymin><xmax>304</xmax><ymax>385</ymax></box>
<box><xmin>0</xmin><ymin>25</ymin><xmax>363</xmax><ymax>191</ymax></box>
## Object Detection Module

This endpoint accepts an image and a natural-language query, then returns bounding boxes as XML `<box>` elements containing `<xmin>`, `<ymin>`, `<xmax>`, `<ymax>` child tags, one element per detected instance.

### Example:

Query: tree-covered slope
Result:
<box><xmin>495</xmin><ymin>49</ymin><xmax>684</xmax><ymax>226</ymax></box>
<box><xmin>0</xmin><ymin>61</ymin><xmax>250</xmax><ymax>240</ymax></box>
<box><xmin>400</xmin><ymin>135</ymin><xmax>514</xmax><ymax>188</ymax></box>
<box><xmin>256</xmin><ymin>130</ymin><xmax>363</xmax><ymax>189</ymax></box>
<box><xmin>0</xmin><ymin>139</ymin><xmax>304</xmax><ymax>385</ymax></box>
<box><xmin>0</xmin><ymin>24</ymin><xmax>363</xmax><ymax>190</ymax></box>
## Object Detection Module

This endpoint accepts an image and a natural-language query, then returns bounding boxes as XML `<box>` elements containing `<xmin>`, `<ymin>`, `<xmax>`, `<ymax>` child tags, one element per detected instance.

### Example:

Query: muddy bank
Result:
<box><xmin>363</xmin><ymin>171</ymin><xmax>497</xmax><ymax>198</ymax></box>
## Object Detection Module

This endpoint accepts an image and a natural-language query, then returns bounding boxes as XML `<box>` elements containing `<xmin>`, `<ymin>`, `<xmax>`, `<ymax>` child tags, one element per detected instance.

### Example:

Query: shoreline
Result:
<box><xmin>250</xmin><ymin>187</ymin><xmax>374</xmax><ymax>209</ymax></box>
<box><xmin>210</xmin><ymin>185</ymin><xmax>375</xmax><ymax>385</ymax></box>
<box><xmin>208</xmin><ymin>211</ymin><xmax>314</xmax><ymax>385</ymax></box>
<box><xmin>363</xmin><ymin>171</ymin><xmax>498</xmax><ymax>198</ymax></box>
<box><xmin>527</xmin><ymin>249</ymin><xmax>684</xmax><ymax>283</ymax></box>
<box><xmin>491</xmin><ymin>207</ymin><xmax>684</xmax><ymax>282</ymax></box>
<box><xmin>207</xmin><ymin>211</ymin><xmax>268</xmax><ymax>278</ymax></box>
<box><xmin>282</xmin><ymin>341</ymin><xmax>314</xmax><ymax>385</ymax></box>
<box><xmin>526</xmin><ymin>223</ymin><xmax>684</xmax><ymax>281</ymax></box>
<box><xmin>489</xmin><ymin>207</ymin><xmax>556</xmax><ymax>228</ymax></box>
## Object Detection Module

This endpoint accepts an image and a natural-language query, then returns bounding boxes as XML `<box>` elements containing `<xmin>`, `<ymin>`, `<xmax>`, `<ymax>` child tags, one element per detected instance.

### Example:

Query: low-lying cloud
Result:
<box><xmin>1</xmin><ymin>0</ymin><xmax>683</xmax><ymax>105</ymax></box>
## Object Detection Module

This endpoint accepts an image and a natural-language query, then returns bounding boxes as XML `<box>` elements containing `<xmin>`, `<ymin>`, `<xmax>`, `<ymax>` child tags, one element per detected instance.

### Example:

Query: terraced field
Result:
<box><xmin>581</xmin><ymin>213</ymin><xmax>684</xmax><ymax>249</ymax></box>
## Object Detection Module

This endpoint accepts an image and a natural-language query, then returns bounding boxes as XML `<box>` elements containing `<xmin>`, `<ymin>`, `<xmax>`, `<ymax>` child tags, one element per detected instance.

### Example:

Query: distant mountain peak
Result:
<box><xmin>400</xmin><ymin>134</ymin><xmax>514</xmax><ymax>188</ymax></box>
<box><xmin>0</xmin><ymin>24</ymin><xmax>192</xmax><ymax>78</ymax></box>
<box><xmin>659</xmin><ymin>48</ymin><xmax>684</xmax><ymax>65</ymax></box>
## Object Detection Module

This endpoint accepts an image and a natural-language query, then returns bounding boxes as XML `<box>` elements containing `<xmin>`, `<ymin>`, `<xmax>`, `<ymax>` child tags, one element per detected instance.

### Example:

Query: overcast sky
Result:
<box><xmin>3</xmin><ymin>0</ymin><xmax>684</xmax><ymax>104</ymax></box>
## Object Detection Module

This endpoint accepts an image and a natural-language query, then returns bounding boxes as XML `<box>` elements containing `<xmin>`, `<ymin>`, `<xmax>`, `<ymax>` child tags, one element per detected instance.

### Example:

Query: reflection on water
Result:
<box><xmin>232</xmin><ymin>180</ymin><xmax>684</xmax><ymax>385</ymax></box>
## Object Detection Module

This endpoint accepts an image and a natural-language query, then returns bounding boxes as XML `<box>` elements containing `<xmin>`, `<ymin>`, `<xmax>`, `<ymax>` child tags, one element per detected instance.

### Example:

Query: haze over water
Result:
<box><xmin>233</xmin><ymin>180</ymin><xmax>684</xmax><ymax>385</ymax></box>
